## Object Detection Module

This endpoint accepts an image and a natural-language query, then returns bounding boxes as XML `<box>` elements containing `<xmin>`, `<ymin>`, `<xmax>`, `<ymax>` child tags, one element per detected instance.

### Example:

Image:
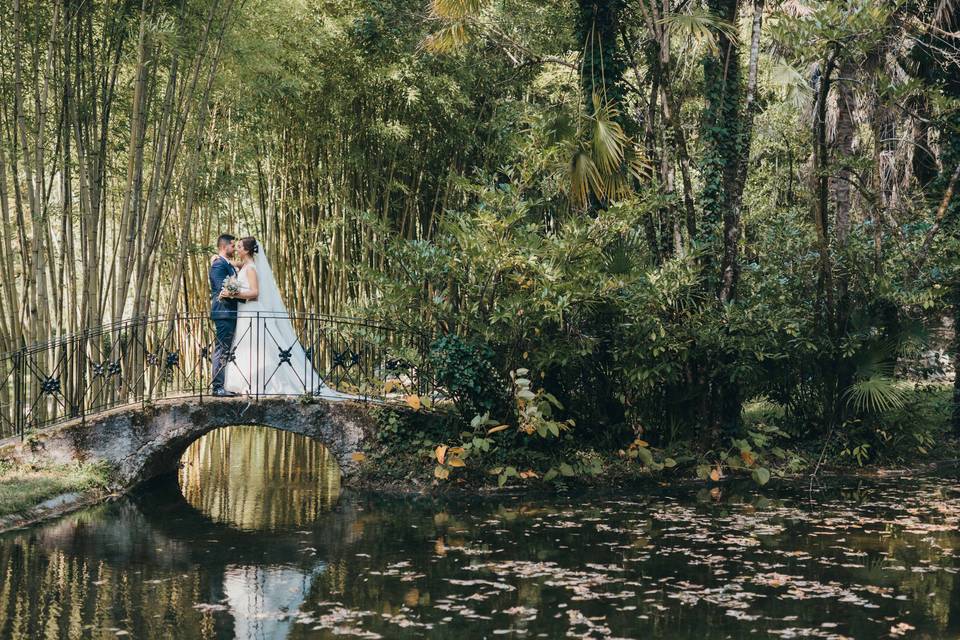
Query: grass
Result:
<box><xmin>0</xmin><ymin>461</ymin><xmax>113</xmax><ymax>518</ymax></box>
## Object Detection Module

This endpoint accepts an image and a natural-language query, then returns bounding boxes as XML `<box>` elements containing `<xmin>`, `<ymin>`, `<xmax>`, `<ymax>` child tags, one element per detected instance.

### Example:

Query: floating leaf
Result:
<box><xmin>406</xmin><ymin>394</ymin><xmax>422</xmax><ymax>411</ymax></box>
<box><xmin>448</xmin><ymin>457</ymin><xmax>466</xmax><ymax>468</ymax></box>
<box><xmin>435</xmin><ymin>444</ymin><xmax>448</xmax><ymax>464</ymax></box>
<box><xmin>709</xmin><ymin>467</ymin><xmax>722</xmax><ymax>482</ymax></box>
<box><xmin>487</xmin><ymin>424</ymin><xmax>510</xmax><ymax>435</ymax></box>
<box><xmin>434</xmin><ymin>465</ymin><xmax>450</xmax><ymax>480</ymax></box>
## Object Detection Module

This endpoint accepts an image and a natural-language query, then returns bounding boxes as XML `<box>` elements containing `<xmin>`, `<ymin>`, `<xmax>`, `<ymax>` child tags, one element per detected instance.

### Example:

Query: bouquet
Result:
<box><xmin>221</xmin><ymin>275</ymin><xmax>241</xmax><ymax>298</ymax></box>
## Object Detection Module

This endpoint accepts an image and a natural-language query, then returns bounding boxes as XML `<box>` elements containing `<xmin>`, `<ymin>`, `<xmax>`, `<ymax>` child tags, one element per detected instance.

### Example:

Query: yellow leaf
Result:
<box><xmin>351</xmin><ymin>452</ymin><xmax>366</xmax><ymax>462</ymax></box>
<box><xmin>740</xmin><ymin>450</ymin><xmax>755</xmax><ymax>467</ymax></box>
<box><xmin>435</xmin><ymin>444</ymin><xmax>448</xmax><ymax>464</ymax></box>
<box><xmin>434</xmin><ymin>465</ymin><xmax>450</xmax><ymax>480</ymax></box>
<box><xmin>404</xmin><ymin>588</ymin><xmax>420</xmax><ymax>607</ymax></box>
<box><xmin>519</xmin><ymin>469</ymin><xmax>539</xmax><ymax>479</ymax></box>
<box><xmin>406</xmin><ymin>394</ymin><xmax>422</xmax><ymax>411</ymax></box>
<box><xmin>448</xmin><ymin>457</ymin><xmax>466</xmax><ymax>468</ymax></box>
<box><xmin>384</xmin><ymin>379</ymin><xmax>400</xmax><ymax>393</ymax></box>
<box><xmin>710</xmin><ymin>468</ymin><xmax>721</xmax><ymax>482</ymax></box>
<box><xmin>448</xmin><ymin>446</ymin><xmax>465</xmax><ymax>456</ymax></box>
<box><xmin>633</xmin><ymin>439</ymin><xmax>649</xmax><ymax>448</ymax></box>
<box><xmin>487</xmin><ymin>424</ymin><xmax>510</xmax><ymax>435</ymax></box>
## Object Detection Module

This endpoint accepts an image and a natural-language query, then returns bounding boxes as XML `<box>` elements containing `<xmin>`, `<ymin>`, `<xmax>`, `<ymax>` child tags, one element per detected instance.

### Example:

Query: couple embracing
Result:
<box><xmin>208</xmin><ymin>233</ymin><xmax>345</xmax><ymax>399</ymax></box>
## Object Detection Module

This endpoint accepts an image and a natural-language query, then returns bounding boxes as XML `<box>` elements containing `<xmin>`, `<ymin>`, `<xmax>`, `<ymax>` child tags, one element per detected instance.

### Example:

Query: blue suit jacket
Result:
<box><xmin>209</xmin><ymin>256</ymin><xmax>243</xmax><ymax>320</ymax></box>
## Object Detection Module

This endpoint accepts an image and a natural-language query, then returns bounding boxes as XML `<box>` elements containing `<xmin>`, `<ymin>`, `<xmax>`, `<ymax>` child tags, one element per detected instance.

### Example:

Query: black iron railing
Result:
<box><xmin>0</xmin><ymin>313</ymin><xmax>432</xmax><ymax>439</ymax></box>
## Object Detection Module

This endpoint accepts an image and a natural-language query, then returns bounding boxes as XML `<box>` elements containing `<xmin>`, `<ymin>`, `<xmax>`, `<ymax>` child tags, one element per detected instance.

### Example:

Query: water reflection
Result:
<box><xmin>0</xmin><ymin>460</ymin><xmax>958</xmax><ymax>638</ymax></box>
<box><xmin>178</xmin><ymin>426</ymin><xmax>341</xmax><ymax>531</ymax></box>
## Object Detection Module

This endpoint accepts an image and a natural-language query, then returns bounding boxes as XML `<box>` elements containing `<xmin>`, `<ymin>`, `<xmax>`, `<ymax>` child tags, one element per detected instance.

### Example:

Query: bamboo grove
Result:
<box><xmin>1</xmin><ymin>0</ymin><xmax>959</xmax><ymax>462</ymax></box>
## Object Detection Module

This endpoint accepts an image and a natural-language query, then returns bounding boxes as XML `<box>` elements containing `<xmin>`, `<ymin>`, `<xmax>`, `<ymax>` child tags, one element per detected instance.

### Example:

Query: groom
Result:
<box><xmin>209</xmin><ymin>233</ymin><xmax>244</xmax><ymax>397</ymax></box>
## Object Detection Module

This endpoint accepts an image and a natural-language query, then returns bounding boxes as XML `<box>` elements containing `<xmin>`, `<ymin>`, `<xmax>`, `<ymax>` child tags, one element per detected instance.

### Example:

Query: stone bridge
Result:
<box><xmin>3</xmin><ymin>396</ymin><xmax>383</xmax><ymax>487</ymax></box>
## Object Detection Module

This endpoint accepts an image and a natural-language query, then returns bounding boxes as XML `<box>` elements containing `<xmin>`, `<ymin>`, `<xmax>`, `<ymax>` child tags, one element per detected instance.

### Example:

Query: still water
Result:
<box><xmin>0</xmin><ymin>426</ymin><xmax>958</xmax><ymax>639</ymax></box>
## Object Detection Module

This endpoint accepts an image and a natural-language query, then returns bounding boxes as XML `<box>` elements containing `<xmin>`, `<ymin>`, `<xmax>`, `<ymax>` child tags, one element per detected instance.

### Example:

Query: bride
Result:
<box><xmin>220</xmin><ymin>237</ymin><xmax>347</xmax><ymax>398</ymax></box>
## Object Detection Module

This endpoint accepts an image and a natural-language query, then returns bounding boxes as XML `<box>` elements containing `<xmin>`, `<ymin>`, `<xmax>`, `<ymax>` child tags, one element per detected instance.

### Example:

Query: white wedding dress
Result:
<box><xmin>223</xmin><ymin>250</ymin><xmax>349</xmax><ymax>398</ymax></box>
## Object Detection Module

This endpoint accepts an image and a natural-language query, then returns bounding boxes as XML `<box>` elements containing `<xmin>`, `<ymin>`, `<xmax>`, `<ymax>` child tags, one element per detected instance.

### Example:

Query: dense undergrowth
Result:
<box><xmin>356</xmin><ymin>382</ymin><xmax>956</xmax><ymax>492</ymax></box>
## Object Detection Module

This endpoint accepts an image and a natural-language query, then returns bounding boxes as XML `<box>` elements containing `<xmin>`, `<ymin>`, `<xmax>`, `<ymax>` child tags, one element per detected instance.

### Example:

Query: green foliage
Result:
<box><xmin>429</xmin><ymin>334</ymin><xmax>504</xmax><ymax>419</ymax></box>
<box><xmin>0</xmin><ymin>462</ymin><xmax>114</xmax><ymax>517</ymax></box>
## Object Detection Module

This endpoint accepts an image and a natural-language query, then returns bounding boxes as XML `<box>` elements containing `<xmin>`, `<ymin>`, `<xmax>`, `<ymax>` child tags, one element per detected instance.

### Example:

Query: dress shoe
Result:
<box><xmin>212</xmin><ymin>388</ymin><xmax>238</xmax><ymax>397</ymax></box>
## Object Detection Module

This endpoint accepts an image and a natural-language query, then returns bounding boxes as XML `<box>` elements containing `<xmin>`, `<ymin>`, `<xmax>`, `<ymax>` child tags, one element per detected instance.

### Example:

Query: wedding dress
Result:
<box><xmin>223</xmin><ymin>250</ymin><xmax>349</xmax><ymax>398</ymax></box>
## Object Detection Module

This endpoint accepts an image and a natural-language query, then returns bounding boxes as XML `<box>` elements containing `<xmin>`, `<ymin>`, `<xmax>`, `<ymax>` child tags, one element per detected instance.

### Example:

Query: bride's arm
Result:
<box><xmin>236</xmin><ymin>267</ymin><xmax>259</xmax><ymax>301</ymax></box>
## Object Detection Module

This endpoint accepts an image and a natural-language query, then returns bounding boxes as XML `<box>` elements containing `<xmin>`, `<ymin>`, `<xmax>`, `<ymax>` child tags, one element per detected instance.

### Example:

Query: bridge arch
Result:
<box><xmin>9</xmin><ymin>396</ymin><xmax>376</xmax><ymax>487</ymax></box>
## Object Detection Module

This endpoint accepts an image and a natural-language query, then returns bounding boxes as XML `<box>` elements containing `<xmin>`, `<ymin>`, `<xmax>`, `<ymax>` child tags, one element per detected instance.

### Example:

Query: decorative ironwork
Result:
<box><xmin>332</xmin><ymin>349</ymin><xmax>360</xmax><ymax>369</ymax></box>
<box><xmin>41</xmin><ymin>377</ymin><xmax>61</xmax><ymax>395</ymax></box>
<box><xmin>386</xmin><ymin>358</ymin><xmax>411</xmax><ymax>372</ymax></box>
<box><xmin>0</xmin><ymin>312</ymin><xmax>432</xmax><ymax>440</ymax></box>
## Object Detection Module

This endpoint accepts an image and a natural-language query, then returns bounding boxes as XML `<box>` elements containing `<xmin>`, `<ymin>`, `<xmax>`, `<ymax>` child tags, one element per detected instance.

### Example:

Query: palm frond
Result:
<box><xmin>570</xmin><ymin>150</ymin><xmax>604</xmax><ymax>209</ymax></box>
<box><xmin>421</xmin><ymin>22</ymin><xmax>470</xmax><ymax>54</ymax></box>
<box><xmin>429</xmin><ymin>0</ymin><xmax>489</xmax><ymax>20</ymax></box>
<box><xmin>779</xmin><ymin>0</ymin><xmax>816</xmax><ymax>18</ymax></box>
<box><xmin>658</xmin><ymin>10</ymin><xmax>738</xmax><ymax>54</ymax></box>
<box><xmin>604</xmin><ymin>169</ymin><xmax>634</xmax><ymax>202</ymax></box>
<box><xmin>769</xmin><ymin>60</ymin><xmax>813</xmax><ymax>110</ymax></box>
<box><xmin>590</xmin><ymin>94</ymin><xmax>627</xmax><ymax>175</ymax></box>
<box><xmin>625</xmin><ymin>144</ymin><xmax>654</xmax><ymax>182</ymax></box>
<box><xmin>843</xmin><ymin>376</ymin><xmax>907</xmax><ymax>414</ymax></box>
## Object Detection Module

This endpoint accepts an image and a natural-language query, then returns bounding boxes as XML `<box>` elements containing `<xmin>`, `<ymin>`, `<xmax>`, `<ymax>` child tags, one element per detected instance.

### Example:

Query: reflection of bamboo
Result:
<box><xmin>178</xmin><ymin>426</ymin><xmax>341</xmax><ymax>531</ymax></box>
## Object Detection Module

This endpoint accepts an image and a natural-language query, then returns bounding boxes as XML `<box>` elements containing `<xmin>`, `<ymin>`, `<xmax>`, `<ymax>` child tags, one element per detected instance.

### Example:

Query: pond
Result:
<box><xmin>0</xmin><ymin>426</ymin><xmax>958</xmax><ymax>639</ymax></box>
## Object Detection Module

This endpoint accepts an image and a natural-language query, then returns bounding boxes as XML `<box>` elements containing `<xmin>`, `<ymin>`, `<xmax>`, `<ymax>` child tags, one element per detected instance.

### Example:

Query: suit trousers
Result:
<box><xmin>211</xmin><ymin>316</ymin><xmax>237</xmax><ymax>391</ymax></box>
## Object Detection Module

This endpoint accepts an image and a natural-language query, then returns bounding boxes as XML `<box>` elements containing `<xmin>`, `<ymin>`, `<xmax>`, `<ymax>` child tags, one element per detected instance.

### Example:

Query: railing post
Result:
<box><xmin>14</xmin><ymin>348</ymin><xmax>23</xmax><ymax>440</ymax></box>
<box><xmin>255</xmin><ymin>311</ymin><xmax>260</xmax><ymax>402</ymax></box>
<box><xmin>79</xmin><ymin>330</ymin><xmax>86</xmax><ymax>426</ymax></box>
<box><xmin>199</xmin><ymin>314</ymin><xmax>205</xmax><ymax>405</ymax></box>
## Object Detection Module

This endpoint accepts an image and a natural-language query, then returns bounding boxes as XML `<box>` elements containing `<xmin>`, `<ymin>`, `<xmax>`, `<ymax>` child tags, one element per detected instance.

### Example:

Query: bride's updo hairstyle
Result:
<box><xmin>240</xmin><ymin>236</ymin><xmax>259</xmax><ymax>256</ymax></box>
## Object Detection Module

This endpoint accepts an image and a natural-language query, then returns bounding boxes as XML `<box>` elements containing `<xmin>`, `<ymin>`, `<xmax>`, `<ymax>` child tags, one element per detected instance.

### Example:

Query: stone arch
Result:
<box><xmin>10</xmin><ymin>397</ymin><xmax>377</xmax><ymax>487</ymax></box>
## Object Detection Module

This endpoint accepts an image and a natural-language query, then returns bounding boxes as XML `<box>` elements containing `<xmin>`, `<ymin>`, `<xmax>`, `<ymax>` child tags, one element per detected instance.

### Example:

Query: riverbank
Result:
<box><xmin>354</xmin><ymin>383</ymin><xmax>959</xmax><ymax>494</ymax></box>
<box><xmin>0</xmin><ymin>462</ymin><xmax>114</xmax><ymax>532</ymax></box>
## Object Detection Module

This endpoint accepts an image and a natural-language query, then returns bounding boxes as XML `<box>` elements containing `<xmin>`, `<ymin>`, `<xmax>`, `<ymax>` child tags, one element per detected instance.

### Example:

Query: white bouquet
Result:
<box><xmin>221</xmin><ymin>275</ymin><xmax>241</xmax><ymax>298</ymax></box>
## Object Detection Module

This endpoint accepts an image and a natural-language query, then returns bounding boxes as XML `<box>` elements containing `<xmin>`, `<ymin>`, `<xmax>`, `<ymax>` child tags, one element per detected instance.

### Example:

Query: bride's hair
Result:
<box><xmin>240</xmin><ymin>236</ymin><xmax>259</xmax><ymax>256</ymax></box>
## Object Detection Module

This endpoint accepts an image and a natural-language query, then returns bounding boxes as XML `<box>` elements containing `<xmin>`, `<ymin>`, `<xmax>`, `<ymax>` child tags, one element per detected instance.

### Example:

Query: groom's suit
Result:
<box><xmin>209</xmin><ymin>256</ymin><xmax>244</xmax><ymax>392</ymax></box>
